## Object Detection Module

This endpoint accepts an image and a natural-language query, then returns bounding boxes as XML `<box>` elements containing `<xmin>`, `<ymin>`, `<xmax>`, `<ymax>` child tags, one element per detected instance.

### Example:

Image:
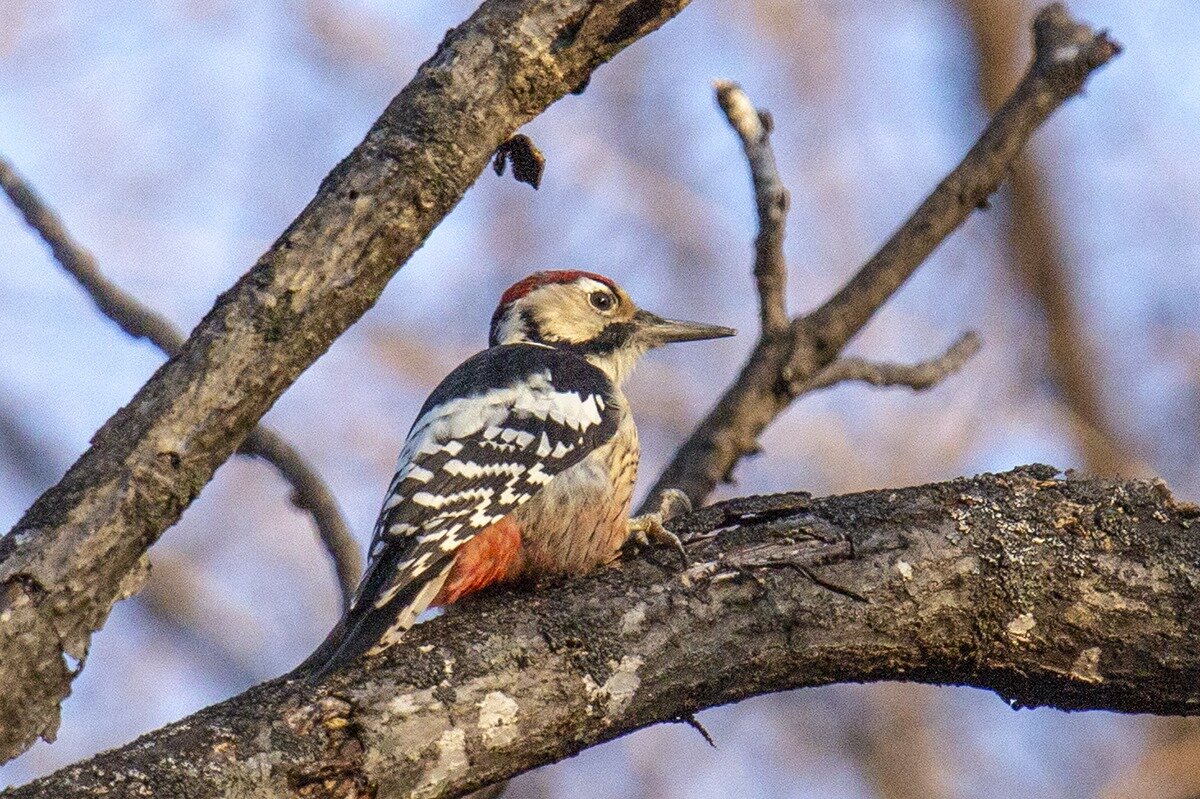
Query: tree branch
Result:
<box><xmin>802</xmin><ymin>332</ymin><xmax>982</xmax><ymax>393</ymax></box>
<box><xmin>0</xmin><ymin>155</ymin><xmax>363</xmax><ymax>612</ymax></box>
<box><xmin>715</xmin><ymin>79</ymin><xmax>790</xmax><ymax>336</ymax></box>
<box><xmin>5</xmin><ymin>467</ymin><xmax>1199</xmax><ymax>799</ymax></box>
<box><xmin>0</xmin><ymin>0</ymin><xmax>696</xmax><ymax>764</ymax></box>
<box><xmin>643</xmin><ymin>3</ymin><xmax>1120</xmax><ymax>510</ymax></box>
<box><xmin>0</xmin><ymin>158</ymin><xmax>187</xmax><ymax>353</ymax></box>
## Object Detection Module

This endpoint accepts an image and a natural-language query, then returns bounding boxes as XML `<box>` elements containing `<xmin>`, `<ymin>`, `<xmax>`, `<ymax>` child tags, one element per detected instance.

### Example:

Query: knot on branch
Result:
<box><xmin>1032</xmin><ymin>3</ymin><xmax>1122</xmax><ymax>90</ymax></box>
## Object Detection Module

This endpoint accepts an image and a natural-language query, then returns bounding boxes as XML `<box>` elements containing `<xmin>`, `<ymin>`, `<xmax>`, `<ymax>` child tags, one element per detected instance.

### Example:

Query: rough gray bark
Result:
<box><xmin>0</xmin><ymin>0</ymin><xmax>695</xmax><ymax>765</ymax></box>
<box><xmin>5</xmin><ymin>466</ymin><xmax>1199</xmax><ymax>799</ymax></box>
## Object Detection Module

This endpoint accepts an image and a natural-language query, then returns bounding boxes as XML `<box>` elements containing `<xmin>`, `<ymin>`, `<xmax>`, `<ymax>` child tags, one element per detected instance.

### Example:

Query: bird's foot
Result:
<box><xmin>627</xmin><ymin>489</ymin><xmax>692</xmax><ymax>566</ymax></box>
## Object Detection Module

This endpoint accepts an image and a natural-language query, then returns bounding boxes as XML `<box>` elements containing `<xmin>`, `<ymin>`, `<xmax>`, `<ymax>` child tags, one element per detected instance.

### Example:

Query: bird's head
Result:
<box><xmin>489</xmin><ymin>270</ymin><xmax>735</xmax><ymax>384</ymax></box>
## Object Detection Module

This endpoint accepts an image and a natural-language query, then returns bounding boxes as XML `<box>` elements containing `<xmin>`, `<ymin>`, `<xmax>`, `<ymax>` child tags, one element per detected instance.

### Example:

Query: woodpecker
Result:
<box><xmin>301</xmin><ymin>270</ymin><xmax>734</xmax><ymax>678</ymax></box>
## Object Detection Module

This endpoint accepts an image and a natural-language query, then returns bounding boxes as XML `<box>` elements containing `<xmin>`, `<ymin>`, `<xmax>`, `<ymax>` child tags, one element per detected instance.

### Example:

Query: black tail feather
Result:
<box><xmin>292</xmin><ymin>553</ymin><xmax>453</xmax><ymax>682</ymax></box>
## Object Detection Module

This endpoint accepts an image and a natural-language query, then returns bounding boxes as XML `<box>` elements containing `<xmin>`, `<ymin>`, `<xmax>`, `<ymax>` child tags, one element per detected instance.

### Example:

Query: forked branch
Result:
<box><xmin>643</xmin><ymin>3</ymin><xmax>1119</xmax><ymax>510</ymax></box>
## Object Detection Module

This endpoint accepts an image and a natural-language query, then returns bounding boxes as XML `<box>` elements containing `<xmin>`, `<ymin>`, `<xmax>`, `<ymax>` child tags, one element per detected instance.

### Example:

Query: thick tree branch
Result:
<box><xmin>5</xmin><ymin>467</ymin><xmax>1199</xmax><ymax>799</ymax></box>
<box><xmin>643</xmin><ymin>4</ymin><xmax>1120</xmax><ymax>509</ymax></box>
<box><xmin>0</xmin><ymin>0</ymin><xmax>695</xmax><ymax>764</ymax></box>
<box><xmin>0</xmin><ymin>155</ymin><xmax>363</xmax><ymax>611</ymax></box>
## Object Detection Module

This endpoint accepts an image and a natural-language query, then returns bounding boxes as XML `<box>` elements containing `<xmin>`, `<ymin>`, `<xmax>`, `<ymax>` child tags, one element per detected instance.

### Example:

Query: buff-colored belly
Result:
<box><xmin>512</xmin><ymin>416</ymin><xmax>639</xmax><ymax>575</ymax></box>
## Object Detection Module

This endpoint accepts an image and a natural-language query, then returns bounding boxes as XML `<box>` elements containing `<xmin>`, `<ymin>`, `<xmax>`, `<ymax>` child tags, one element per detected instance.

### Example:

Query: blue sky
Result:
<box><xmin>1</xmin><ymin>1</ymin><xmax>1197</xmax><ymax>795</ymax></box>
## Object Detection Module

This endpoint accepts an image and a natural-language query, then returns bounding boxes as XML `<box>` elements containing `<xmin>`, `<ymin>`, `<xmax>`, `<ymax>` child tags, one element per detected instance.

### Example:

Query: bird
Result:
<box><xmin>299</xmin><ymin>270</ymin><xmax>734</xmax><ymax>679</ymax></box>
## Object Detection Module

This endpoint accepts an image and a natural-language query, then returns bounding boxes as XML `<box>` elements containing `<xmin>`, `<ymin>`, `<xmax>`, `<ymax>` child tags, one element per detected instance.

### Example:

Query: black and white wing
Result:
<box><xmin>300</xmin><ymin>344</ymin><xmax>619</xmax><ymax>677</ymax></box>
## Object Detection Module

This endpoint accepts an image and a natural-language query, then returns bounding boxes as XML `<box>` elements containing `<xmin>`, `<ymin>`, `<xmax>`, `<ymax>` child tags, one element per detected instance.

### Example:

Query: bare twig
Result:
<box><xmin>802</xmin><ymin>332</ymin><xmax>982</xmax><ymax>393</ymax></box>
<box><xmin>0</xmin><ymin>155</ymin><xmax>361</xmax><ymax>611</ymax></box>
<box><xmin>715</xmin><ymin>79</ymin><xmax>790</xmax><ymax>336</ymax></box>
<box><xmin>643</xmin><ymin>4</ymin><xmax>1120</xmax><ymax>510</ymax></box>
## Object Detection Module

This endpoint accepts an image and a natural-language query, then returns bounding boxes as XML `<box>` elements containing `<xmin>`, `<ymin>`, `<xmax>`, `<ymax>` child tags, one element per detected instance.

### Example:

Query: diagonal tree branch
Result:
<box><xmin>4</xmin><ymin>467</ymin><xmax>1199</xmax><ymax>799</ymax></box>
<box><xmin>643</xmin><ymin>3</ymin><xmax>1120</xmax><ymax>510</ymax></box>
<box><xmin>0</xmin><ymin>0</ymin><xmax>697</xmax><ymax>765</ymax></box>
<box><xmin>0</xmin><ymin>159</ymin><xmax>184</xmax><ymax>353</ymax></box>
<box><xmin>0</xmin><ymin>155</ymin><xmax>363</xmax><ymax>611</ymax></box>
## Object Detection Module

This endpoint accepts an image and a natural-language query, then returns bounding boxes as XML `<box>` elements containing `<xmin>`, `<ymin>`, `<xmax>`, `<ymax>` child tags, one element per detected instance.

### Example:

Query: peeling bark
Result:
<box><xmin>0</xmin><ymin>0</ymin><xmax>694</xmax><ymax>764</ymax></box>
<box><xmin>6</xmin><ymin>467</ymin><xmax>1199</xmax><ymax>799</ymax></box>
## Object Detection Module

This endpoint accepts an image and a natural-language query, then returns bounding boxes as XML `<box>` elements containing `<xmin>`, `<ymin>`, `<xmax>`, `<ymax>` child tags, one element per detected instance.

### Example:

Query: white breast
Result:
<box><xmin>511</xmin><ymin>396</ymin><xmax>639</xmax><ymax>573</ymax></box>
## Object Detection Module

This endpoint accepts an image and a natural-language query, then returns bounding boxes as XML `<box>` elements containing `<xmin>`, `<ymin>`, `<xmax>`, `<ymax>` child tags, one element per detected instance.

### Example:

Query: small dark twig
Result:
<box><xmin>0</xmin><ymin>156</ymin><xmax>362</xmax><ymax>610</ymax></box>
<box><xmin>493</xmin><ymin>134</ymin><xmax>546</xmax><ymax>189</ymax></box>
<box><xmin>801</xmin><ymin>332</ymin><xmax>982</xmax><ymax>393</ymax></box>
<box><xmin>675</xmin><ymin>713</ymin><xmax>717</xmax><ymax>747</ymax></box>
<box><xmin>794</xmin><ymin>565</ymin><xmax>870</xmax><ymax>604</ymax></box>
<box><xmin>715</xmin><ymin>80</ymin><xmax>789</xmax><ymax>336</ymax></box>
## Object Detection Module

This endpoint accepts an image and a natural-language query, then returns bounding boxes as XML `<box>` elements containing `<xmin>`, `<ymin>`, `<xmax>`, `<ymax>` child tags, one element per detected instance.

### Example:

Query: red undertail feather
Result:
<box><xmin>433</xmin><ymin>515</ymin><xmax>525</xmax><ymax>606</ymax></box>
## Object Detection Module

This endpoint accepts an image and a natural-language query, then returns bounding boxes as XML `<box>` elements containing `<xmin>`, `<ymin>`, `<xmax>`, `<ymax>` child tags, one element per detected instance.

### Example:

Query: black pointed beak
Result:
<box><xmin>633</xmin><ymin>309</ymin><xmax>737</xmax><ymax>347</ymax></box>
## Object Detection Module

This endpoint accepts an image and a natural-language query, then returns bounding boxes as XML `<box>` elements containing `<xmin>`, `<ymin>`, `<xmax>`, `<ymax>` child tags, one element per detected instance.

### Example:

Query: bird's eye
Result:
<box><xmin>589</xmin><ymin>291</ymin><xmax>616</xmax><ymax>312</ymax></box>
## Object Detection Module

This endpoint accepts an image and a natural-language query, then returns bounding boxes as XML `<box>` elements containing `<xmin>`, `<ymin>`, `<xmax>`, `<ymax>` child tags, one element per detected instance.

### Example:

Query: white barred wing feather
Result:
<box><xmin>357</xmin><ymin>344</ymin><xmax>619</xmax><ymax>611</ymax></box>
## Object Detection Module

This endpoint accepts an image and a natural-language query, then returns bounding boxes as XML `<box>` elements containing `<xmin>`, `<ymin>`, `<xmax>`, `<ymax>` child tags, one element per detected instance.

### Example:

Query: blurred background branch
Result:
<box><xmin>0</xmin><ymin>157</ymin><xmax>362</xmax><ymax>610</ymax></box>
<box><xmin>958</xmin><ymin>0</ymin><xmax>1149</xmax><ymax>481</ymax></box>
<box><xmin>642</xmin><ymin>4</ymin><xmax>1118</xmax><ymax>512</ymax></box>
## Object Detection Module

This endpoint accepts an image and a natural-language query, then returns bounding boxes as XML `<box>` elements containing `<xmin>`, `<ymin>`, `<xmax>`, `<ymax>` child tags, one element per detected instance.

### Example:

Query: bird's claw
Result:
<box><xmin>627</xmin><ymin>489</ymin><xmax>692</xmax><ymax>566</ymax></box>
